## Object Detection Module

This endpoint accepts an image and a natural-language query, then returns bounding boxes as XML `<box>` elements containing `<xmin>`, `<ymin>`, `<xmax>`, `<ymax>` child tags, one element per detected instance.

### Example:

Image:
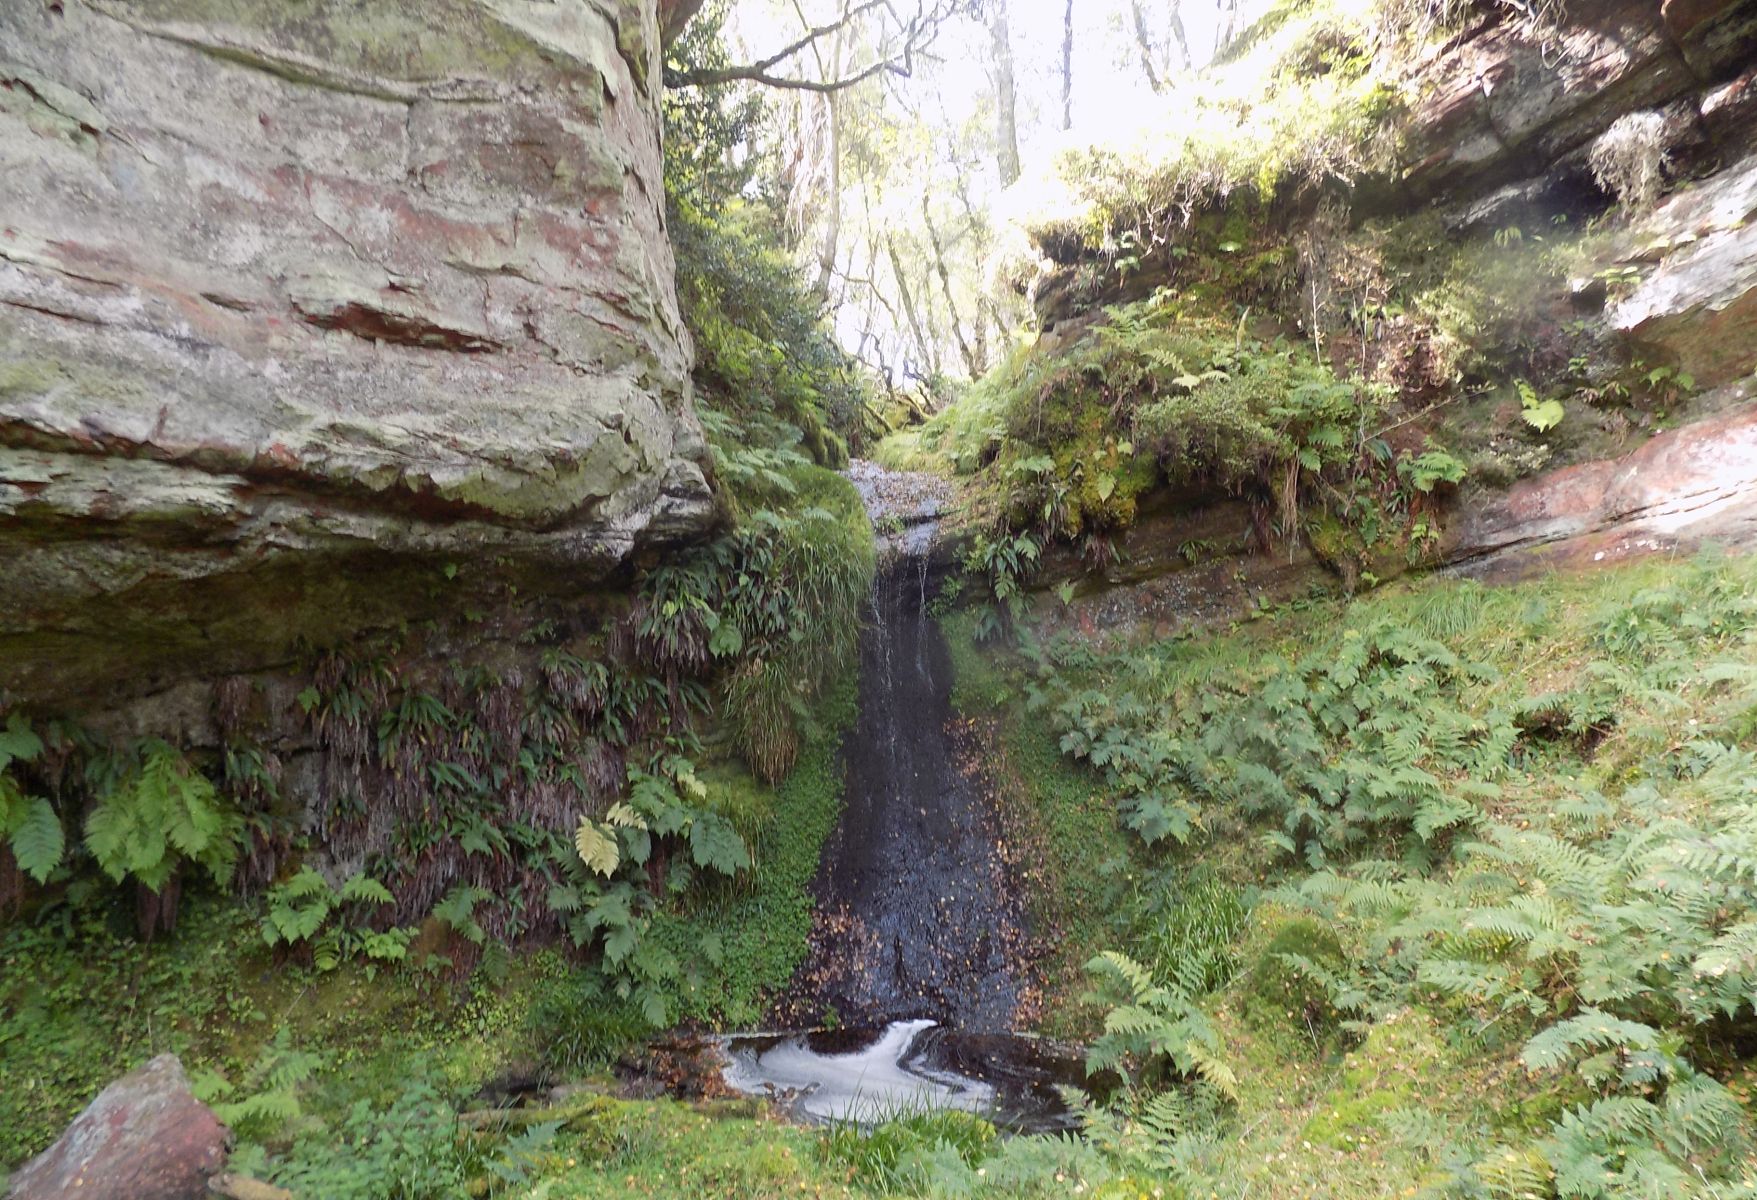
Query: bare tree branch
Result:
<box><xmin>666</xmin><ymin>1</ymin><xmax>964</xmax><ymax>93</ymax></box>
<box><xmin>747</xmin><ymin>0</ymin><xmax>888</xmax><ymax>75</ymax></box>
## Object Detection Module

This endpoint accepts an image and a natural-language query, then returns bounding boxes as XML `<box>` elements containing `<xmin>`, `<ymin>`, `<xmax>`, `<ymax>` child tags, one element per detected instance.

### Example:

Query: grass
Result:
<box><xmin>8</xmin><ymin>549</ymin><xmax>1757</xmax><ymax>1199</ymax></box>
<box><xmin>0</xmin><ymin>897</ymin><xmax>580</xmax><ymax>1167</ymax></box>
<box><xmin>539</xmin><ymin>1098</ymin><xmax>855</xmax><ymax>1200</ymax></box>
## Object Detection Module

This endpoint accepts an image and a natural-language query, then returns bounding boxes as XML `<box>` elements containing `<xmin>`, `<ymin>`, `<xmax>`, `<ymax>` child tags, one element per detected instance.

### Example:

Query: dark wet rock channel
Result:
<box><xmin>719</xmin><ymin>461</ymin><xmax>1080</xmax><ymax>1129</ymax></box>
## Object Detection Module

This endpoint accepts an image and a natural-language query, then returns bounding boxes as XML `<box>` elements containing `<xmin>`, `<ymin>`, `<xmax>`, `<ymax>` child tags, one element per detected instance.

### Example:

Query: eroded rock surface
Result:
<box><xmin>6</xmin><ymin>1055</ymin><xmax>229</xmax><ymax>1200</ymax></box>
<box><xmin>1611</xmin><ymin>153</ymin><xmax>1757</xmax><ymax>387</ymax></box>
<box><xmin>0</xmin><ymin>0</ymin><xmax>712</xmax><ymax>704</ymax></box>
<box><xmin>1400</xmin><ymin>0</ymin><xmax>1757</xmax><ymax>207</ymax></box>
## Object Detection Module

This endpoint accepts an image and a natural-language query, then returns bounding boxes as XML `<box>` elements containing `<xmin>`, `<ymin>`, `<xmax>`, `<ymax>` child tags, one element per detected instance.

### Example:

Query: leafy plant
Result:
<box><xmin>1518</xmin><ymin>379</ymin><xmax>1565</xmax><ymax>432</ymax></box>
<box><xmin>196</xmin><ymin>1027</ymin><xmax>321</xmax><ymax>1140</ymax></box>
<box><xmin>260</xmin><ymin>868</ymin><xmax>412</xmax><ymax>974</ymax></box>
<box><xmin>0</xmin><ymin>715</ymin><xmax>63</xmax><ymax>885</ymax></box>
<box><xmin>83</xmin><ymin>740</ymin><xmax>241</xmax><ymax>936</ymax></box>
<box><xmin>251</xmin><ymin>1079</ymin><xmax>470</xmax><ymax>1200</ymax></box>
<box><xmin>1084</xmin><ymin>950</ymin><xmax>1239</xmax><ymax>1101</ymax></box>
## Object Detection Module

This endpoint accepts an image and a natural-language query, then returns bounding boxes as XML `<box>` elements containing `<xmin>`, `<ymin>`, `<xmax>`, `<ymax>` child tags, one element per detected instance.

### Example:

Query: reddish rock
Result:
<box><xmin>6</xmin><ymin>1055</ymin><xmax>230</xmax><ymax>1200</ymax></box>
<box><xmin>1448</xmin><ymin>396</ymin><xmax>1757</xmax><ymax>578</ymax></box>
<box><xmin>1702</xmin><ymin>66</ymin><xmax>1757</xmax><ymax>155</ymax></box>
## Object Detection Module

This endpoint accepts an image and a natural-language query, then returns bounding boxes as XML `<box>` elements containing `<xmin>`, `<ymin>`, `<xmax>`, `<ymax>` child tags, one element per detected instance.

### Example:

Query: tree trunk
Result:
<box><xmin>1216</xmin><ymin>0</ymin><xmax>1242</xmax><ymax>58</ymax></box>
<box><xmin>921</xmin><ymin>196</ymin><xmax>982</xmax><ymax>377</ymax></box>
<box><xmin>1129</xmin><ymin>1</ymin><xmax>1164</xmax><ymax>92</ymax></box>
<box><xmin>887</xmin><ymin>236</ymin><xmax>936</xmax><ymax>378</ymax></box>
<box><xmin>1060</xmin><ymin>0</ymin><xmax>1074</xmax><ymax>130</ymax></box>
<box><xmin>1167</xmin><ymin>1</ymin><xmax>1192</xmax><ymax>70</ymax></box>
<box><xmin>812</xmin><ymin>92</ymin><xmax>842</xmax><ymax>303</ymax></box>
<box><xmin>810</xmin><ymin>14</ymin><xmax>849</xmax><ymax>303</ymax></box>
<box><xmin>990</xmin><ymin>1</ymin><xmax>1021</xmax><ymax>186</ymax></box>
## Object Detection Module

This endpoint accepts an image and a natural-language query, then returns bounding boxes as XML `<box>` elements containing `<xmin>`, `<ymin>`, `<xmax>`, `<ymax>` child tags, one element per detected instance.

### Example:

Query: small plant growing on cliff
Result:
<box><xmin>0</xmin><ymin>714</ymin><xmax>64</xmax><ymax>886</ymax></box>
<box><xmin>1589</xmin><ymin>111</ymin><xmax>1671</xmax><ymax>211</ymax></box>
<box><xmin>261</xmin><ymin>868</ymin><xmax>411</xmax><ymax>974</ymax></box>
<box><xmin>1518</xmin><ymin>380</ymin><xmax>1564</xmax><ymax>432</ymax></box>
<box><xmin>968</xmin><ymin>530</ymin><xmax>1041</xmax><ymax>642</ymax></box>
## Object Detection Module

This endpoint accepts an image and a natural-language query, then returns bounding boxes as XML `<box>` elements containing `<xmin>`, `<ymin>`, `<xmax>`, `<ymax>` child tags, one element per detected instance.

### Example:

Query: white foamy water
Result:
<box><xmin>720</xmin><ymin>1020</ymin><xmax>997</xmax><ymax>1124</ymax></box>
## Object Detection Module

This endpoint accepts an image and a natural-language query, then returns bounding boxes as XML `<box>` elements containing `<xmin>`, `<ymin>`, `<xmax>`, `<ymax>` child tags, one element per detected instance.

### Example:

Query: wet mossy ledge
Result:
<box><xmin>871</xmin><ymin>0</ymin><xmax>1757</xmax><ymax>634</ymax></box>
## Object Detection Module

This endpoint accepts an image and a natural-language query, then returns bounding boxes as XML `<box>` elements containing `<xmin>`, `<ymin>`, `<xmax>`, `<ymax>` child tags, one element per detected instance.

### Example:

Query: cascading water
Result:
<box><xmin>719</xmin><ymin>462</ymin><xmax>1083</xmax><ymax>1129</ymax></box>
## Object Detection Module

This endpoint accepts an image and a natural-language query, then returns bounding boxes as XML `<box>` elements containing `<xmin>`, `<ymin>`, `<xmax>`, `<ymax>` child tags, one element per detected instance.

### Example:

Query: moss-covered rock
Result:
<box><xmin>1240</xmin><ymin>911</ymin><xmax>1348</xmax><ymax>1049</ymax></box>
<box><xmin>0</xmin><ymin>0</ymin><xmax>713</xmax><ymax>708</ymax></box>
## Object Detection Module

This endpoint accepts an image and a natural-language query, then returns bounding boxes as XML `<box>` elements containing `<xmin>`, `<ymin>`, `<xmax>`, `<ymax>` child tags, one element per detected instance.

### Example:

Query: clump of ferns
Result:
<box><xmin>306</xmin><ymin>650</ymin><xmax>394</xmax><ymax>851</ymax></box>
<box><xmin>634</xmin><ymin>556</ymin><xmax>721</xmax><ymax>681</ymax></box>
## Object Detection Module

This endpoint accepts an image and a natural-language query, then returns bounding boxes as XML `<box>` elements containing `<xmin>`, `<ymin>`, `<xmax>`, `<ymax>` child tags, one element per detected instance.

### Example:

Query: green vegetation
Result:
<box><xmin>0</xmin><ymin>8</ymin><xmax>880</xmax><ymax>1186</ymax></box>
<box><xmin>930</xmin><ymin>549</ymin><xmax>1757</xmax><ymax>1198</ymax></box>
<box><xmin>1015</xmin><ymin>0</ymin><xmax>1411</xmax><ymax>257</ymax></box>
<box><xmin>5</xmin><ymin>1</ymin><xmax>1754</xmax><ymax>1197</ymax></box>
<box><xmin>884</xmin><ymin>292</ymin><xmax>1463</xmax><ymax>599</ymax></box>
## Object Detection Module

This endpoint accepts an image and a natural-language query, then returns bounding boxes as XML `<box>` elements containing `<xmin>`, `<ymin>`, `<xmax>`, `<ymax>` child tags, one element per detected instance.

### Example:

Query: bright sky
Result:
<box><xmin>724</xmin><ymin>1</ymin><xmax>1273</xmax><ymax>139</ymax></box>
<box><xmin>718</xmin><ymin>0</ymin><xmax>1275</xmax><ymax>372</ymax></box>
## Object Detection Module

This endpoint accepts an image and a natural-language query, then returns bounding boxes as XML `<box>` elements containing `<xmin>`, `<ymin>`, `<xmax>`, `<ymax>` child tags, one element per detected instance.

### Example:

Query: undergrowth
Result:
<box><xmin>954</xmin><ymin>548</ymin><xmax>1757</xmax><ymax>1198</ymax></box>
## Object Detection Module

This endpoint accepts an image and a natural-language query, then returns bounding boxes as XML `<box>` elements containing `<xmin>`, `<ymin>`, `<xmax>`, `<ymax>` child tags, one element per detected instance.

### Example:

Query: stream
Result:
<box><xmin>717</xmin><ymin>462</ymin><xmax>1084</xmax><ymax>1130</ymax></box>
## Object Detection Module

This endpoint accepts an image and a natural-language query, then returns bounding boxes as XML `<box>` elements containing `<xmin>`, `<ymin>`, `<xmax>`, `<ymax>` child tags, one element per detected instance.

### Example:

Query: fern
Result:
<box><xmin>1084</xmin><ymin>951</ymin><xmax>1239</xmax><ymax>1100</ymax></box>
<box><xmin>1520</xmin><ymin>1011</ymin><xmax>1658</xmax><ymax>1073</ymax></box>
<box><xmin>573</xmin><ymin>819</ymin><xmax>620</xmax><ymax>877</ymax></box>
<box><xmin>0</xmin><ymin>714</ymin><xmax>64</xmax><ymax>884</ymax></box>
<box><xmin>261</xmin><ymin>869</ymin><xmax>408</xmax><ymax>973</ymax></box>
<box><xmin>84</xmin><ymin>740</ymin><xmax>239</xmax><ymax>892</ymax></box>
<box><xmin>207</xmin><ymin>1029</ymin><xmax>321</xmax><ymax>1140</ymax></box>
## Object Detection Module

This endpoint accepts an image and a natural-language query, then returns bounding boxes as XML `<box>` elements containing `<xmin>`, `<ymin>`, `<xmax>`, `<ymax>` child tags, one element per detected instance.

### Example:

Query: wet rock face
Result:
<box><xmin>0</xmin><ymin>0</ymin><xmax>712</xmax><ymax>704</ymax></box>
<box><xmin>7</xmin><ymin>1054</ymin><xmax>229</xmax><ymax>1200</ymax></box>
<box><xmin>1447</xmin><ymin>397</ymin><xmax>1757</xmax><ymax>577</ymax></box>
<box><xmin>782</xmin><ymin>465</ymin><xmax>1033</xmax><ymax>1032</ymax></box>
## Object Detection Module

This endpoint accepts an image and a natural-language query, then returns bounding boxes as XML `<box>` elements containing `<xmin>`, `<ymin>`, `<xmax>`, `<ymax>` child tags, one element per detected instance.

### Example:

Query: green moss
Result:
<box><xmin>1240</xmin><ymin>911</ymin><xmax>1346</xmax><ymax>1048</ymax></box>
<box><xmin>0</xmin><ymin>352</ymin><xmax>152</xmax><ymax>408</ymax></box>
<box><xmin>648</xmin><ymin>670</ymin><xmax>858</xmax><ymax>1028</ymax></box>
<box><xmin>1300</xmin><ymin>1010</ymin><xmax>1447</xmax><ymax>1147</ymax></box>
<box><xmin>1017</xmin><ymin>0</ymin><xmax>1415</xmax><ymax>259</ymax></box>
<box><xmin>941</xmin><ymin>610</ymin><xmax>1140</xmax><ymax>1036</ymax></box>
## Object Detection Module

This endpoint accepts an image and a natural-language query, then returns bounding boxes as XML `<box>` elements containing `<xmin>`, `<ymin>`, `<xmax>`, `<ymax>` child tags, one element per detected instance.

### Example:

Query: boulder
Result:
<box><xmin>0</xmin><ymin>0</ymin><xmax>714</xmax><ymax>705</ymax></box>
<box><xmin>7</xmin><ymin>1055</ymin><xmax>230</xmax><ymax>1200</ymax></box>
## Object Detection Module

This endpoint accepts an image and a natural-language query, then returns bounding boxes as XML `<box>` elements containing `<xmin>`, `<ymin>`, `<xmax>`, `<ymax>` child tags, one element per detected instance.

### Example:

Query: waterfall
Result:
<box><xmin>794</xmin><ymin>463</ymin><xmax>1029</xmax><ymax>1032</ymax></box>
<box><xmin>716</xmin><ymin>462</ymin><xmax>1083</xmax><ymax>1130</ymax></box>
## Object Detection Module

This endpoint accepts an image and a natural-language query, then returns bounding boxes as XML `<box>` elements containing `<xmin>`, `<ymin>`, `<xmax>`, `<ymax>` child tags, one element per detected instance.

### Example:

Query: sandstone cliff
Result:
<box><xmin>0</xmin><ymin>0</ymin><xmax>713</xmax><ymax>706</ymax></box>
